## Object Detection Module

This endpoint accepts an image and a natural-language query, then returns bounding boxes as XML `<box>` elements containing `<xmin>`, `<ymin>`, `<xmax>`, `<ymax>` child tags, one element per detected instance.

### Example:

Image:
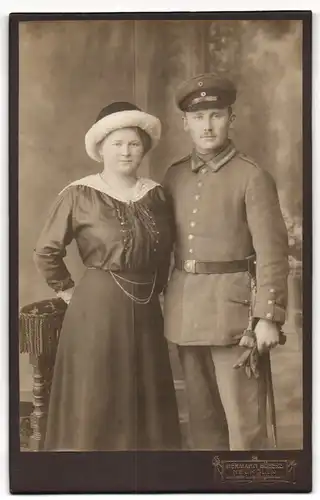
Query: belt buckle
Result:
<box><xmin>184</xmin><ymin>259</ymin><xmax>196</xmax><ymax>273</ymax></box>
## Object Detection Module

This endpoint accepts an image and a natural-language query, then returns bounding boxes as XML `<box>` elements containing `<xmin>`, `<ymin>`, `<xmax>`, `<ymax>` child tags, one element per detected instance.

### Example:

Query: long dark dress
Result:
<box><xmin>34</xmin><ymin>175</ymin><xmax>181</xmax><ymax>451</ymax></box>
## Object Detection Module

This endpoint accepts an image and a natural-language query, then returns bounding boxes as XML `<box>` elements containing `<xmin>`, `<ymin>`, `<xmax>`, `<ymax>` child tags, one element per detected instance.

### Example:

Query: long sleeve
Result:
<box><xmin>33</xmin><ymin>187</ymin><xmax>75</xmax><ymax>292</ymax></box>
<box><xmin>245</xmin><ymin>168</ymin><xmax>289</xmax><ymax>325</ymax></box>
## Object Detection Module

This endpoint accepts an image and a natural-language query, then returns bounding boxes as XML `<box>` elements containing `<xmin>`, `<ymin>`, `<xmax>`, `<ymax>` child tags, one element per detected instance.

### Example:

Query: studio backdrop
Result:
<box><xmin>19</xmin><ymin>19</ymin><xmax>303</xmax><ymax>449</ymax></box>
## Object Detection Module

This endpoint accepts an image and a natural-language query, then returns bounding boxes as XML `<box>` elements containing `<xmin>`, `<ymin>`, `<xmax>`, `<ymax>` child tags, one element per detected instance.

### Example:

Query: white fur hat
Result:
<box><xmin>85</xmin><ymin>101</ymin><xmax>161</xmax><ymax>162</ymax></box>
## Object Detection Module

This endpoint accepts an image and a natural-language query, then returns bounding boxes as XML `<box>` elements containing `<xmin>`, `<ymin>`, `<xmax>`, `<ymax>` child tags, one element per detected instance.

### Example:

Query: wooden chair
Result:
<box><xmin>19</xmin><ymin>298</ymin><xmax>67</xmax><ymax>451</ymax></box>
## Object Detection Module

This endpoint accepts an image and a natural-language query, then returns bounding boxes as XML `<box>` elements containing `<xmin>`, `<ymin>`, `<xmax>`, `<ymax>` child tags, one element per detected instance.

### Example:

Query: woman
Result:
<box><xmin>34</xmin><ymin>101</ymin><xmax>181</xmax><ymax>451</ymax></box>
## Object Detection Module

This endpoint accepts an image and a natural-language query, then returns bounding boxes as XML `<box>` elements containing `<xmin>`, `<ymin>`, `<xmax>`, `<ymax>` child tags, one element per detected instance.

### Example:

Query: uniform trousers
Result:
<box><xmin>178</xmin><ymin>345</ymin><xmax>269</xmax><ymax>450</ymax></box>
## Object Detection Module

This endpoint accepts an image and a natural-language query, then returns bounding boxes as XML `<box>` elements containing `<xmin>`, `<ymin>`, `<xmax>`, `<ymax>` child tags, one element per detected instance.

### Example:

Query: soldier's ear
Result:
<box><xmin>182</xmin><ymin>113</ymin><xmax>189</xmax><ymax>132</ymax></box>
<box><xmin>229</xmin><ymin>112</ymin><xmax>236</xmax><ymax>129</ymax></box>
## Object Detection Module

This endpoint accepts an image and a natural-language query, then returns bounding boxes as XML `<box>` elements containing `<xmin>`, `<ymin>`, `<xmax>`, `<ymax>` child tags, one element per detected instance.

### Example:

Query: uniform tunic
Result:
<box><xmin>163</xmin><ymin>143</ymin><xmax>289</xmax><ymax>346</ymax></box>
<box><xmin>34</xmin><ymin>174</ymin><xmax>181</xmax><ymax>451</ymax></box>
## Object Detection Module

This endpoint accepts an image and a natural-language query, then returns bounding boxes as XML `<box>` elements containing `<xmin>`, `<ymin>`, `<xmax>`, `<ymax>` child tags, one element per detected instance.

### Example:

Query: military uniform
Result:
<box><xmin>163</xmin><ymin>74</ymin><xmax>289</xmax><ymax>450</ymax></box>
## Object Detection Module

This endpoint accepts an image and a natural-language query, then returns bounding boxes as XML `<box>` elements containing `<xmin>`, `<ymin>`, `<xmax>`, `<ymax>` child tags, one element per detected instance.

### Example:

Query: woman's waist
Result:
<box><xmin>85</xmin><ymin>266</ymin><xmax>156</xmax><ymax>285</ymax></box>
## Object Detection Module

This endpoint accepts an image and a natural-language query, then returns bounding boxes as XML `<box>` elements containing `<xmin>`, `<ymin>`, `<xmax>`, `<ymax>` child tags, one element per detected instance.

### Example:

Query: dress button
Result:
<box><xmin>266</xmin><ymin>313</ymin><xmax>272</xmax><ymax>319</ymax></box>
<box><xmin>192</xmin><ymin>208</ymin><xmax>198</xmax><ymax>214</ymax></box>
<box><xmin>195</xmin><ymin>195</ymin><xmax>200</xmax><ymax>201</ymax></box>
<box><xmin>190</xmin><ymin>221</ymin><xmax>196</xmax><ymax>228</ymax></box>
<box><xmin>188</xmin><ymin>234</ymin><xmax>194</xmax><ymax>240</ymax></box>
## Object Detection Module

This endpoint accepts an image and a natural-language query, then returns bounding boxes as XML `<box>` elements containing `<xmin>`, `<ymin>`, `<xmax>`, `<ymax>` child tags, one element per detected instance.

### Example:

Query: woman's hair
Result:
<box><xmin>132</xmin><ymin>127</ymin><xmax>152</xmax><ymax>154</ymax></box>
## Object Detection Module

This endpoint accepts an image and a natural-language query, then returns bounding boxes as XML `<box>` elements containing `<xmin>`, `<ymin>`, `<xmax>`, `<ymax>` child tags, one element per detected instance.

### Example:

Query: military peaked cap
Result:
<box><xmin>176</xmin><ymin>73</ymin><xmax>237</xmax><ymax>112</ymax></box>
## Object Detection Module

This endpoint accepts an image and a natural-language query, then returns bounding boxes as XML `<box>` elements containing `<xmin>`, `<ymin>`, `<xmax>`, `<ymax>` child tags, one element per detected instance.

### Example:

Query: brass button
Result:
<box><xmin>201</xmin><ymin>168</ymin><xmax>208</xmax><ymax>174</ymax></box>
<box><xmin>268</xmin><ymin>300</ymin><xmax>274</xmax><ymax>305</ymax></box>
<box><xmin>269</xmin><ymin>288</ymin><xmax>275</xmax><ymax>293</ymax></box>
<box><xmin>266</xmin><ymin>313</ymin><xmax>272</xmax><ymax>319</ymax></box>
<box><xmin>195</xmin><ymin>194</ymin><xmax>200</xmax><ymax>201</ymax></box>
<box><xmin>188</xmin><ymin>234</ymin><xmax>194</xmax><ymax>240</ymax></box>
<box><xmin>197</xmin><ymin>181</ymin><xmax>203</xmax><ymax>187</ymax></box>
<box><xmin>189</xmin><ymin>249</ymin><xmax>193</xmax><ymax>254</ymax></box>
<box><xmin>190</xmin><ymin>221</ymin><xmax>196</xmax><ymax>228</ymax></box>
<box><xmin>192</xmin><ymin>208</ymin><xmax>198</xmax><ymax>214</ymax></box>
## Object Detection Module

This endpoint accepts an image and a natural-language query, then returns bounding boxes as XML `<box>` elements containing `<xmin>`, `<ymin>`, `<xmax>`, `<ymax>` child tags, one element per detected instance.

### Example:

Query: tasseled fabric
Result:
<box><xmin>19</xmin><ymin>298</ymin><xmax>67</xmax><ymax>356</ymax></box>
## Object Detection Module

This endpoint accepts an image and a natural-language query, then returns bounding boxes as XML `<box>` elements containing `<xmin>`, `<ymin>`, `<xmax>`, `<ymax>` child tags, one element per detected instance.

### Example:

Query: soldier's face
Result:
<box><xmin>184</xmin><ymin>108</ymin><xmax>234</xmax><ymax>154</ymax></box>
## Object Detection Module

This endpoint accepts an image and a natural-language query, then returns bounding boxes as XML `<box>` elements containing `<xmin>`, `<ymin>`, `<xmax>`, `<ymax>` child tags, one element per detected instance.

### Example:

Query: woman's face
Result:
<box><xmin>100</xmin><ymin>128</ymin><xmax>145</xmax><ymax>177</ymax></box>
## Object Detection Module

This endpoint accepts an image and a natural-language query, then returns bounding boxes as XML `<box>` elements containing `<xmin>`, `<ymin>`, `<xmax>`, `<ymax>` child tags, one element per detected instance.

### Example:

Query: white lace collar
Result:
<box><xmin>60</xmin><ymin>174</ymin><xmax>160</xmax><ymax>203</ymax></box>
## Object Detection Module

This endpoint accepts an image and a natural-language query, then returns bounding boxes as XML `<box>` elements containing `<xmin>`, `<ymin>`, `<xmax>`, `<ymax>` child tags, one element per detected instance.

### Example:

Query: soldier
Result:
<box><xmin>163</xmin><ymin>73</ymin><xmax>289</xmax><ymax>451</ymax></box>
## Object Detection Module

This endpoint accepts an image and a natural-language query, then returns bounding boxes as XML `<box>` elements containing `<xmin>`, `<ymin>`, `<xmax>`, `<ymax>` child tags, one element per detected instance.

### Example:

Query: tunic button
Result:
<box><xmin>266</xmin><ymin>313</ymin><xmax>272</xmax><ymax>319</ymax></box>
<box><xmin>188</xmin><ymin>234</ymin><xmax>194</xmax><ymax>240</ymax></box>
<box><xmin>268</xmin><ymin>300</ymin><xmax>274</xmax><ymax>305</ymax></box>
<box><xmin>189</xmin><ymin>249</ymin><xmax>193</xmax><ymax>254</ymax></box>
<box><xmin>192</xmin><ymin>208</ymin><xmax>198</xmax><ymax>214</ymax></box>
<box><xmin>197</xmin><ymin>181</ymin><xmax>203</xmax><ymax>187</ymax></box>
<box><xmin>269</xmin><ymin>288</ymin><xmax>275</xmax><ymax>293</ymax></box>
<box><xmin>201</xmin><ymin>167</ymin><xmax>208</xmax><ymax>174</ymax></box>
<box><xmin>190</xmin><ymin>221</ymin><xmax>196</xmax><ymax>228</ymax></box>
<box><xmin>195</xmin><ymin>195</ymin><xmax>200</xmax><ymax>201</ymax></box>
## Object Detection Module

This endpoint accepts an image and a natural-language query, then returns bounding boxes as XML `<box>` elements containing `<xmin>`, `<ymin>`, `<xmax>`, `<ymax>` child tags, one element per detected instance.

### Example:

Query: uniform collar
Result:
<box><xmin>191</xmin><ymin>140</ymin><xmax>237</xmax><ymax>173</ymax></box>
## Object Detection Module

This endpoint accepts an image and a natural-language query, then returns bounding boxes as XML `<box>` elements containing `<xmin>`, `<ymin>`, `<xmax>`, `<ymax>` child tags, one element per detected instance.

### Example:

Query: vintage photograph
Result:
<box><xmin>13</xmin><ymin>13</ymin><xmax>309</xmax><ymax>489</ymax></box>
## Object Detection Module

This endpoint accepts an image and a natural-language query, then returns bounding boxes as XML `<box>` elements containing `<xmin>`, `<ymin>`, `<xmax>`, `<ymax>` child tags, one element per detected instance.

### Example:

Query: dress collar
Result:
<box><xmin>60</xmin><ymin>174</ymin><xmax>160</xmax><ymax>203</ymax></box>
<box><xmin>191</xmin><ymin>140</ymin><xmax>237</xmax><ymax>173</ymax></box>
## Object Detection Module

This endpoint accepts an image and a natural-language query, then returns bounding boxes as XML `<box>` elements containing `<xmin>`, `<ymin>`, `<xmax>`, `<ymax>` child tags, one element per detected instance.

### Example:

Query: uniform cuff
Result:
<box><xmin>253</xmin><ymin>299</ymin><xmax>286</xmax><ymax>324</ymax></box>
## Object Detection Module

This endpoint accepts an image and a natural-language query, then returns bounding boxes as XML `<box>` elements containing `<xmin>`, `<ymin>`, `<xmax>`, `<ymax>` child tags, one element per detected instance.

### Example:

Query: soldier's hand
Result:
<box><xmin>239</xmin><ymin>333</ymin><xmax>255</xmax><ymax>349</ymax></box>
<box><xmin>254</xmin><ymin>319</ymin><xmax>279</xmax><ymax>353</ymax></box>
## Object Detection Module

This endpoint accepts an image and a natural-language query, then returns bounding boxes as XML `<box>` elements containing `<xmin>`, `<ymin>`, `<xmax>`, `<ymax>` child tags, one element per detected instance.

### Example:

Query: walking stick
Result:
<box><xmin>263</xmin><ymin>351</ymin><xmax>278</xmax><ymax>448</ymax></box>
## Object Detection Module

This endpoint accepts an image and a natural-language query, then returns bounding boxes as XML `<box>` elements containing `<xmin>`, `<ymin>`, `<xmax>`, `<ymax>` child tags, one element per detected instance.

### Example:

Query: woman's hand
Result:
<box><xmin>57</xmin><ymin>287</ymin><xmax>75</xmax><ymax>305</ymax></box>
<box><xmin>254</xmin><ymin>318</ymin><xmax>279</xmax><ymax>353</ymax></box>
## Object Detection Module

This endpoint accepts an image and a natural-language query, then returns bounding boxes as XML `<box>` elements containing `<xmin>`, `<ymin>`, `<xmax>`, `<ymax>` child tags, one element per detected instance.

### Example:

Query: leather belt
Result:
<box><xmin>176</xmin><ymin>256</ymin><xmax>256</xmax><ymax>275</ymax></box>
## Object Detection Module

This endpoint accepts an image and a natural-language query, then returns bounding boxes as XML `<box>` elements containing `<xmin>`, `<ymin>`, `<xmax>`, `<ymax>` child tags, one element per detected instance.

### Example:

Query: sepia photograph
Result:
<box><xmin>10</xmin><ymin>11</ymin><xmax>311</xmax><ymax>493</ymax></box>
